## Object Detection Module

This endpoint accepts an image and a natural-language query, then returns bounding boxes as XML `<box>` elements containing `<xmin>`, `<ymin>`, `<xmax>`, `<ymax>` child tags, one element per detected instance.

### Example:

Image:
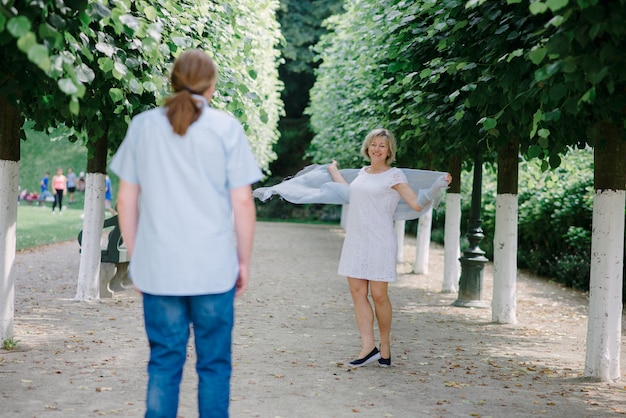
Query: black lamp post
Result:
<box><xmin>453</xmin><ymin>153</ymin><xmax>488</xmax><ymax>308</ymax></box>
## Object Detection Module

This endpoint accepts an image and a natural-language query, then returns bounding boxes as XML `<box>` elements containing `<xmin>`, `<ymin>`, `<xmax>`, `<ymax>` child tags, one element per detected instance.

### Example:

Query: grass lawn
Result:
<box><xmin>18</xmin><ymin>123</ymin><xmax>121</xmax><ymax>251</ymax></box>
<box><xmin>16</xmin><ymin>203</ymin><xmax>86</xmax><ymax>251</ymax></box>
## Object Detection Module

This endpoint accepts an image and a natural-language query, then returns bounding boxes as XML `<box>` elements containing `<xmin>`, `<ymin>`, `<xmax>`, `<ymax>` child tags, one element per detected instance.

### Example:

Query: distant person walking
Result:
<box><xmin>66</xmin><ymin>168</ymin><xmax>77</xmax><ymax>204</ymax></box>
<box><xmin>77</xmin><ymin>172</ymin><xmax>86</xmax><ymax>192</ymax></box>
<box><xmin>111</xmin><ymin>49</ymin><xmax>261</xmax><ymax>418</ymax></box>
<box><xmin>104</xmin><ymin>174</ymin><xmax>116</xmax><ymax>215</ymax></box>
<box><xmin>51</xmin><ymin>168</ymin><xmax>67</xmax><ymax>214</ymax></box>
<box><xmin>38</xmin><ymin>172</ymin><xmax>51</xmax><ymax>205</ymax></box>
<box><xmin>40</xmin><ymin>172</ymin><xmax>49</xmax><ymax>195</ymax></box>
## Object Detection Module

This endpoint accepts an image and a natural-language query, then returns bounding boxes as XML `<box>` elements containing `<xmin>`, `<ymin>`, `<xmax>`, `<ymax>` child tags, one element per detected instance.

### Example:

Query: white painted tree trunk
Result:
<box><xmin>442</xmin><ymin>193</ymin><xmax>461</xmax><ymax>293</ymax></box>
<box><xmin>74</xmin><ymin>173</ymin><xmax>106</xmax><ymax>302</ymax></box>
<box><xmin>0</xmin><ymin>160</ymin><xmax>18</xmax><ymax>340</ymax></box>
<box><xmin>395</xmin><ymin>220</ymin><xmax>405</xmax><ymax>263</ymax></box>
<box><xmin>491</xmin><ymin>193</ymin><xmax>518</xmax><ymax>324</ymax></box>
<box><xmin>584</xmin><ymin>189</ymin><xmax>624</xmax><ymax>381</ymax></box>
<box><xmin>413</xmin><ymin>209</ymin><xmax>432</xmax><ymax>274</ymax></box>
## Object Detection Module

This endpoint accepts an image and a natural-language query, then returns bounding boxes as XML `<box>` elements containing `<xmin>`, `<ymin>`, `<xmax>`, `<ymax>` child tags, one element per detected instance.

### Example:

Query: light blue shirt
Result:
<box><xmin>110</xmin><ymin>97</ymin><xmax>262</xmax><ymax>295</ymax></box>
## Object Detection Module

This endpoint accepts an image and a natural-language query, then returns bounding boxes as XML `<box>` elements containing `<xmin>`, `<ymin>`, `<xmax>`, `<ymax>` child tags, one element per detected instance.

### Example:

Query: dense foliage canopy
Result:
<box><xmin>307</xmin><ymin>0</ymin><xmax>625</xmax><ymax>171</ymax></box>
<box><xmin>0</xmin><ymin>0</ymin><xmax>283</xmax><ymax>170</ymax></box>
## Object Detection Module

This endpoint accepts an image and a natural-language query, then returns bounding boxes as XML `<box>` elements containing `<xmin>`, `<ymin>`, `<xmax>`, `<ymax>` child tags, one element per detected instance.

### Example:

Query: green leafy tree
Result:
<box><xmin>306</xmin><ymin>0</ymin><xmax>398</xmax><ymax>167</ymax></box>
<box><xmin>278</xmin><ymin>0</ymin><xmax>343</xmax><ymax>117</ymax></box>
<box><xmin>1</xmin><ymin>0</ymin><xmax>283</xmax><ymax>330</ymax></box>
<box><xmin>269</xmin><ymin>0</ymin><xmax>343</xmax><ymax>177</ymax></box>
<box><xmin>522</xmin><ymin>0</ymin><xmax>625</xmax><ymax>382</ymax></box>
<box><xmin>1</xmin><ymin>0</ymin><xmax>93</xmax><ymax>342</ymax></box>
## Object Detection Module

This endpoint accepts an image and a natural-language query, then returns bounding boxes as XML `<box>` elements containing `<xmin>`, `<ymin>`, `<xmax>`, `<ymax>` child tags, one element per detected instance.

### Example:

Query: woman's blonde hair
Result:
<box><xmin>165</xmin><ymin>49</ymin><xmax>218</xmax><ymax>136</ymax></box>
<box><xmin>360</xmin><ymin>128</ymin><xmax>397</xmax><ymax>164</ymax></box>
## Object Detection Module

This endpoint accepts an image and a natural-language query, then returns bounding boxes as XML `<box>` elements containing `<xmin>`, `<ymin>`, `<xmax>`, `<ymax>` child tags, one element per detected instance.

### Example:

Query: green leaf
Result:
<box><xmin>89</xmin><ymin>2</ymin><xmax>111</xmax><ymax>19</ymax></box>
<box><xmin>69</xmin><ymin>98</ymin><xmax>80</xmax><ymax>116</ymax></box>
<box><xmin>0</xmin><ymin>14</ymin><xmax>6</xmax><ymax>32</ymax></box>
<box><xmin>129</xmin><ymin>78</ymin><xmax>143</xmax><ymax>94</ymax></box>
<box><xmin>38</xmin><ymin>23</ymin><xmax>64</xmax><ymax>49</ymax></box>
<box><xmin>112</xmin><ymin>61</ymin><xmax>128</xmax><ymax>79</ymax></box>
<box><xmin>95</xmin><ymin>42</ymin><xmax>115</xmax><ymax>57</ymax></box>
<box><xmin>402</xmin><ymin>72</ymin><xmax>418</xmax><ymax>85</ymax></box>
<box><xmin>543</xmin><ymin>109</ymin><xmax>561</xmax><ymax>121</ymax></box>
<box><xmin>534</xmin><ymin>62</ymin><xmax>561</xmax><ymax>82</ymax></box>
<box><xmin>448</xmin><ymin>90</ymin><xmax>460</xmax><ymax>102</ymax></box>
<box><xmin>530</xmin><ymin>108</ymin><xmax>543</xmax><ymax>138</ymax></box>
<box><xmin>143</xmin><ymin>81</ymin><xmax>158</xmax><ymax>92</ymax></box>
<box><xmin>529</xmin><ymin>2</ymin><xmax>549</xmax><ymax>14</ymax></box>
<box><xmin>528</xmin><ymin>144</ymin><xmax>543</xmax><ymax>158</ymax></box>
<box><xmin>549</xmin><ymin>153</ymin><xmax>561</xmax><ymax>169</ymax></box>
<box><xmin>144</xmin><ymin>6</ymin><xmax>158</xmax><ymax>21</ymax></box>
<box><xmin>27</xmin><ymin>44</ymin><xmax>51</xmax><ymax>72</ymax></box>
<box><xmin>507</xmin><ymin>49</ymin><xmax>523</xmax><ymax>62</ymax></box>
<box><xmin>7</xmin><ymin>16</ymin><xmax>31</xmax><ymax>37</ymax></box>
<box><xmin>98</xmin><ymin>57</ymin><xmax>115</xmax><ymax>73</ymax></box>
<box><xmin>76</xmin><ymin>83</ymin><xmax>86</xmax><ymax>99</ymax></box>
<box><xmin>578</xmin><ymin>87</ymin><xmax>596</xmax><ymax>104</ymax></box>
<box><xmin>109</xmin><ymin>88</ymin><xmax>124</xmax><ymax>103</ymax></box>
<box><xmin>76</xmin><ymin>64</ymin><xmax>96</xmax><ymax>83</ymax></box>
<box><xmin>260</xmin><ymin>109</ymin><xmax>269</xmax><ymax>124</ymax></box>
<box><xmin>248</xmin><ymin>69</ymin><xmax>258</xmax><ymax>80</ymax></box>
<box><xmin>58</xmin><ymin>78</ymin><xmax>79</xmax><ymax>95</ymax></box>
<box><xmin>482</xmin><ymin>118</ymin><xmax>497</xmax><ymax>130</ymax></box>
<box><xmin>538</xmin><ymin>128</ymin><xmax>550</xmax><ymax>139</ymax></box>
<box><xmin>546</xmin><ymin>0</ymin><xmax>569</xmax><ymax>11</ymax></box>
<box><xmin>16</xmin><ymin>32</ymin><xmax>37</xmax><ymax>53</ymax></box>
<box><xmin>528</xmin><ymin>47</ymin><xmax>547</xmax><ymax>65</ymax></box>
<box><xmin>547</xmin><ymin>15</ymin><xmax>565</xmax><ymax>27</ymax></box>
<box><xmin>119</xmin><ymin>14</ymin><xmax>140</xmax><ymax>32</ymax></box>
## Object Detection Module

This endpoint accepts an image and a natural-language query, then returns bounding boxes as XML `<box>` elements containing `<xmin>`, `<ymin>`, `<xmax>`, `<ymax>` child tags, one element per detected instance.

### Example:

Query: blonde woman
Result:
<box><xmin>327</xmin><ymin>129</ymin><xmax>451</xmax><ymax>367</ymax></box>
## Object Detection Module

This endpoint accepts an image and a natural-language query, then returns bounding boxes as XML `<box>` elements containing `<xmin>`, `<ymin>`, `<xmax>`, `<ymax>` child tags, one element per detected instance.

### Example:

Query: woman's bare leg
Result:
<box><xmin>370</xmin><ymin>281</ymin><xmax>391</xmax><ymax>359</ymax></box>
<box><xmin>347</xmin><ymin>277</ymin><xmax>376</xmax><ymax>358</ymax></box>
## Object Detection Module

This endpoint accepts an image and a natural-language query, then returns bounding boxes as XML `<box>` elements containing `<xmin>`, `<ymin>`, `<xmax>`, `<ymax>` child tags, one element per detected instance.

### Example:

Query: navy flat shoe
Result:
<box><xmin>378</xmin><ymin>357</ymin><xmax>391</xmax><ymax>367</ymax></box>
<box><xmin>349</xmin><ymin>347</ymin><xmax>381</xmax><ymax>367</ymax></box>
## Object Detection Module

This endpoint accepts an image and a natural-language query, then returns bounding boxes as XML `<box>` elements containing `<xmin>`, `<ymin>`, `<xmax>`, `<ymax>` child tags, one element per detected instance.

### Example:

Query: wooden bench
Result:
<box><xmin>78</xmin><ymin>215</ymin><xmax>132</xmax><ymax>298</ymax></box>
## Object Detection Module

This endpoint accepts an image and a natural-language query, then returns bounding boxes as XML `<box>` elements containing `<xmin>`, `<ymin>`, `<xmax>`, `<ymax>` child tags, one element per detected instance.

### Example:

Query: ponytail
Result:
<box><xmin>165</xmin><ymin>50</ymin><xmax>218</xmax><ymax>136</ymax></box>
<box><xmin>165</xmin><ymin>91</ymin><xmax>202</xmax><ymax>136</ymax></box>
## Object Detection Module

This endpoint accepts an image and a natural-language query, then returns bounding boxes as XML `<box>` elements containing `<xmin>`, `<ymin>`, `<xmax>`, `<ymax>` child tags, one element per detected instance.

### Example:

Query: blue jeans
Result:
<box><xmin>142</xmin><ymin>288</ymin><xmax>235</xmax><ymax>418</ymax></box>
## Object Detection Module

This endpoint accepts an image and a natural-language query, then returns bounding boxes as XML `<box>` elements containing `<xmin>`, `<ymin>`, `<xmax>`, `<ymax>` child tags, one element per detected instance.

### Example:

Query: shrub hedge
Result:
<box><xmin>429</xmin><ymin>148</ymin><xmax>625</xmax><ymax>301</ymax></box>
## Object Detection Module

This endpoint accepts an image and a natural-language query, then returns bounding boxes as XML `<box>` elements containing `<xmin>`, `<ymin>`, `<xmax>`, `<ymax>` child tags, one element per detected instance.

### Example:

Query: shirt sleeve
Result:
<box><xmin>109</xmin><ymin>117</ymin><xmax>140</xmax><ymax>184</ymax></box>
<box><xmin>225</xmin><ymin>122</ymin><xmax>262</xmax><ymax>189</ymax></box>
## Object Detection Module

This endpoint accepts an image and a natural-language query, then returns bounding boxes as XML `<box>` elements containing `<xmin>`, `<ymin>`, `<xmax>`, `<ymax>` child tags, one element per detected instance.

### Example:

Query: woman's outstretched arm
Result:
<box><xmin>327</xmin><ymin>160</ymin><xmax>349</xmax><ymax>184</ymax></box>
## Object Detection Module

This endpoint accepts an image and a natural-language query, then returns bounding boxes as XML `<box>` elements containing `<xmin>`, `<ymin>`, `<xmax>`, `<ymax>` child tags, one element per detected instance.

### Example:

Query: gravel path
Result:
<box><xmin>1</xmin><ymin>221</ymin><xmax>624</xmax><ymax>417</ymax></box>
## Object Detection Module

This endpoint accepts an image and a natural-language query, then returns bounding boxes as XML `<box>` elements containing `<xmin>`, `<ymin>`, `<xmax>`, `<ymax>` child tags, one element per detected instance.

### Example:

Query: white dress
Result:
<box><xmin>338</xmin><ymin>167</ymin><xmax>408</xmax><ymax>282</ymax></box>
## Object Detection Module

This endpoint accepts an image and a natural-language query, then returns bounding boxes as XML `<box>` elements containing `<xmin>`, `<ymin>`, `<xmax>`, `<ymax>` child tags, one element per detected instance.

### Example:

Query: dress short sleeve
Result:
<box><xmin>387</xmin><ymin>167</ymin><xmax>408</xmax><ymax>188</ymax></box>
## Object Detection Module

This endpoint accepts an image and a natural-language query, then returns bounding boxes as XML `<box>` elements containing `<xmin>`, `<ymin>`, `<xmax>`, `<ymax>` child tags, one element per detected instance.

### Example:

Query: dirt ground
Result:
<box><xmin>1</xmin><ymin>221</ymin><xmax>625</xmax><ymax>418</ymax></box>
